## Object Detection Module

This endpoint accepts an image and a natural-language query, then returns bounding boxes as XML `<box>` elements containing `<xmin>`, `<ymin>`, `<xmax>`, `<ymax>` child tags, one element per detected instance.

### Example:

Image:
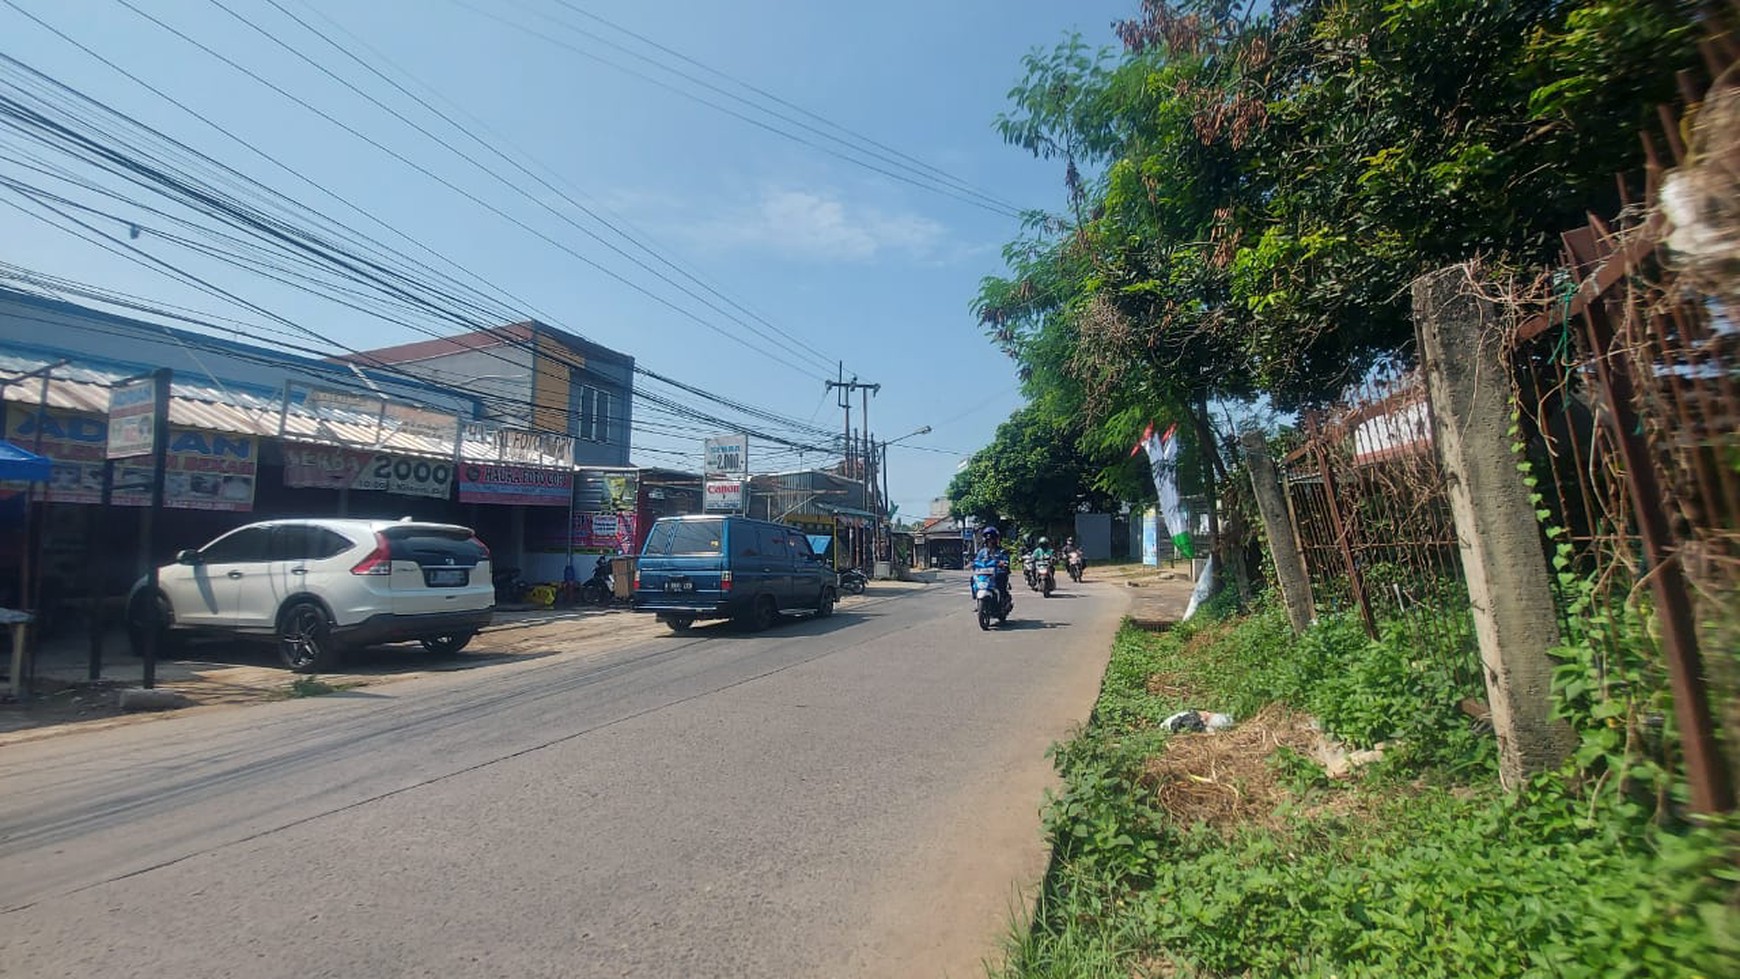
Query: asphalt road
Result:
<box><xmin>0</xmin><ymin>574</ymin><xmax>1123</xmax><ymax>979</ymax></box>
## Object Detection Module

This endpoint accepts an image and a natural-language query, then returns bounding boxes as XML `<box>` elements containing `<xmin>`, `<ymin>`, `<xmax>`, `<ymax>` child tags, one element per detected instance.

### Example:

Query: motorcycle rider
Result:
<box><xmin>1031</xmin><ymin>536</ymin><xmax>1056</xmax><ymax>573</ymax></box>
<box><xmin>971</xmin><ymin>526</ymin><xmax>1013</xmax><ymax>610</ymax></box>
<box><xmin>1064</xmin><ymin>536</ymin><xmax>1085</xmax><ymax>577</ymax></box>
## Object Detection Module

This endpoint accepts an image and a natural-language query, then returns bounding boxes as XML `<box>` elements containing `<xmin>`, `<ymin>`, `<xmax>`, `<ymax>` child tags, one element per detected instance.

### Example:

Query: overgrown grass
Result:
<box><xmin>995</xmin><ymin>601</ymin><xmax>1740</xmax><ymax>978</ymax></box>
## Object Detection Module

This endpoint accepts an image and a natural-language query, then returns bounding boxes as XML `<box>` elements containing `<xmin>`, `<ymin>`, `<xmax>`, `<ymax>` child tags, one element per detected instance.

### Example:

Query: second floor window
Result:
<box><xmin>579</xmin><ymin>386</ymin><xmax>611</xmax><ymax>443</ymax></box>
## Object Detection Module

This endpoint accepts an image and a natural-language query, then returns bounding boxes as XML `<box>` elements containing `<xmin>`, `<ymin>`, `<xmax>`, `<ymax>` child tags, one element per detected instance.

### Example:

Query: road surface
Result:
<box><xmin>0</xmin><ymin>575</ymin><xmax>1123</xmax><ymax>978</ymax></box>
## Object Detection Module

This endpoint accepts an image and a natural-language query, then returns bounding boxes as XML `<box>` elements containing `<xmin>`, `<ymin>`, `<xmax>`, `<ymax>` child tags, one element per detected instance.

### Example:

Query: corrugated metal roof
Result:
<box><xmin>0</xmin><ymin>355</ymin><xmax>457</xmax><ymax>459</ymax></box>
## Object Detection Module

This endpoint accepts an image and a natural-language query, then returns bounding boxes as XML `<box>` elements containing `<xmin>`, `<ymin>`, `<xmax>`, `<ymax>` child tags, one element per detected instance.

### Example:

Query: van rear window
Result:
<box><xmin>644</xmin><ymin>519</ymin><xmax>724</xmax><ymax>556</ymax></box>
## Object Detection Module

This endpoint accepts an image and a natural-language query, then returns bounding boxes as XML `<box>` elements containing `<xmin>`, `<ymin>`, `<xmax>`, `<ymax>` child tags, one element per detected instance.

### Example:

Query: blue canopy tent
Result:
<box><xmin>2</xmin><ymin>440</ymin><xmax>50</xmax><ymax>698</ymax></box>
<box><xmin>0</xmin><ymin>440</ymin><xmax>52</xmax><ymax>483</ymax></box>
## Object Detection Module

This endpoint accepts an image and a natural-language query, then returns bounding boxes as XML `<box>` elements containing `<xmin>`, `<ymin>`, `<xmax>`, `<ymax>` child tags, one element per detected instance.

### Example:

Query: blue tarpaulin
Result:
<box><xmin>0</xmin><ymin>441</ymin><xmax>51</xmax><ymax>483</ymax></box>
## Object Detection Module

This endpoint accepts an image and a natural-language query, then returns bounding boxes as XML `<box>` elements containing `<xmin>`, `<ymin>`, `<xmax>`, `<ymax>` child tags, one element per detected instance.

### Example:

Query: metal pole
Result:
<box><xmin>1308</xmin><ymin>415</ymin><xmax>1377</xmax><ymax>639</ymax></box>
<box><xmin>141</xmin><ymin>368</ymin><xmax>171</xmax><ymax>690</ymax></box>
<box><xmin>1582</xmin><ymin>300</ymin><xmax>1733</xmax><ymax>813</ymax></box>
<box><xmin>87</xmin><ymin>459</ymin><xmax>112</xmax><ymax>680</ymax></box>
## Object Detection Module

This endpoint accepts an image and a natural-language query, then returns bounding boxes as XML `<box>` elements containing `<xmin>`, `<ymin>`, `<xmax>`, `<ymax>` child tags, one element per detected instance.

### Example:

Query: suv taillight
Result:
<box><xmin>469</xmin><ymin>534</ymin><xmax>490</xmax><ymax>561</ymax></box>
<box><xmin>721</xmin><ymin>569</ymin><xmax>733</xmax><ymax>592</ymax></box>
<box><xmin>632</xmin><ymin>568</ymin><xmax>641</xmax><ymax>589</ymax></box>
<box><xmin>350</xmin><ymin>532</ymin><xmax>392</xmax><ymax>576</ymax></box>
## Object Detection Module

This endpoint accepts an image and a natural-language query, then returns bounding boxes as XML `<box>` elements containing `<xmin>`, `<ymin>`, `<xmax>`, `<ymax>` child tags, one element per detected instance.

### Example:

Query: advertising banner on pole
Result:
<box><xmin>284</xmin><ymin>384</ymin><xmax>460</xmax><ymax>454</ymax></box>
<box><xmin>281</xmin><ymin>444</ymin><xmax>454</xmax><ymax>499</ymax></box>
<box><xmin>704</xmin><ymin>435</ymin><xmax>748</xmax><ymax>477</ymax></box>
<box><xmin>703</xmin><ymin>479</ymin><xmax>743</xmax><ymax>512</ymax></box>
<box><xmin>106</xmin><ymin>376</ymin><xmax>157</xmax><ymax>460</ymax></box>
<box><xmin>458</xmin><ymin>462</ymin><xmax>572</xmax><ymax>506</ymax></box>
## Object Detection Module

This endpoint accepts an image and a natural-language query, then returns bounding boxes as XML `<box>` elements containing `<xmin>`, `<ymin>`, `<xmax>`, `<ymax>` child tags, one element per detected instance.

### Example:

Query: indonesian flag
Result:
<box><xmin>1133</xmin><ymin>422</ymin><xmax>1194</xmax><ymax>559</ymax></box>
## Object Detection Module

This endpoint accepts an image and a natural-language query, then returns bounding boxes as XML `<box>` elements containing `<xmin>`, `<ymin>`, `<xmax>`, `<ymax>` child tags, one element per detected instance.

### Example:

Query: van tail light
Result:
<box><xmin>721</xmin><ymin>570</ymin><xmax>733</xmax><ymax>592</ymax></box>
<box><xmin>468</xmin><ymin>535</ymin><xmax>490</xmax><ymax>561</ymax></box>
<box><xmin>350</xmin><ymin>533</ymin><xmax>393</xmax><ymax>576</ymax></box>
<box><xmin>632</xmin><ymin>569</ymin><xmax>641</xmax><ymax>590</ymax></box>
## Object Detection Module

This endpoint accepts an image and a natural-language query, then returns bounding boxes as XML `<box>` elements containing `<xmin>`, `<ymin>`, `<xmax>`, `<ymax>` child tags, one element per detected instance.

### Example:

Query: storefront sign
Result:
<box><xmin>282</xmin><ymin>445</ymin><xmax>453</xmax><ymax>499</ymax></box>
<box><xmin>5</xmin><ymin>408</ymin><xmax>255</xmax><ymax>510</ymax></box>
<box><xmin>459</xmin><ymin>421</ymin><xmax>574</xmax><ymax>467</ymax></box>
<box><xmin>703</xmin><ymin>479</ymin><xmax>743</xmax><ymax>512</ymax></box>
<box><xmin>106</xmin><ymin>377</ymin><xmax>157</xmax><ymax>460</ymax></box>
<box><xmin>113</xmin><ymin>428</ymin><xmax>257</xmax><ymax>512</ymax></box>
<box><xmin>4</xmin><ymin>407</ymin><xmax>107</xmax><ymax>503</ymax></box>
<box><xmin>458</xmin><ymin>463</ymin><xmax>572</xmax><ymax>506</ymax></box>
<box><xmin>287</xmin><ymin>384</ymin><xmax>460</xmax><ymax>453</ymax></box>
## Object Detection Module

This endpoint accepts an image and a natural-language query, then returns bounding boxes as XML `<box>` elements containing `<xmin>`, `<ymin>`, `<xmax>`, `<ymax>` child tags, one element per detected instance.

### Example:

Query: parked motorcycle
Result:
<box><xmin>971</xmin><ymin>567</ymin><xmax>1012</xmax><ymax>630</ymax></box>
<box><xmin>839</xmin><ymin>567</ymin><xmax>868</xmax><ymax>595</ymax></box>
<box><xmin>492</xmin><ymin>567</ymin><xmax>527</xmax><ymax>604</ymax></box>
<box><xmin>1021</xmin><ymin>551</ymin><xmax>1038</xmax><ymax>590</ymax></box>
<box><xmin>579</xmin><ymin>571</ymin><xmax>614</xmax><ymax>606</ymax></box>
<box><xmin>1037</xmin><ymin>555</ymin><xmax>1057</xmax><ymax>597</ymax></box>
<box><xmin>1066</xmin><ymin>549</ymin><xmax>1085</xmax><ymax>583</ymax></box>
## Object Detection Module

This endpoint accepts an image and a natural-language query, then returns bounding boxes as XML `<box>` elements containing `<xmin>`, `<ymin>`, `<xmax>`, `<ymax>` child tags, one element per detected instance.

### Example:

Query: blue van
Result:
<box><xmin>633</xmin><ymin>515</ymin><xmax>839</xmax><ymax>633</ymax></box>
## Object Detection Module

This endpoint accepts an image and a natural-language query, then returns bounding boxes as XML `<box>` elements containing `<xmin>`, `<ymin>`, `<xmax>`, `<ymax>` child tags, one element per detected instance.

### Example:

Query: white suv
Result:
<box><xmin>129</xmin><ymin>518</ymin><xmax>495</xmax><ymax>672</ymax></box>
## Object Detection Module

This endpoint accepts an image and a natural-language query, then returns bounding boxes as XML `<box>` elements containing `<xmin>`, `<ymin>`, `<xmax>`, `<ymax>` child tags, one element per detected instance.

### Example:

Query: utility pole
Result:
<box><xmin>824</xmin><ymin>370</ymin><xmax>880</xmax><ymax>570</ymax></box>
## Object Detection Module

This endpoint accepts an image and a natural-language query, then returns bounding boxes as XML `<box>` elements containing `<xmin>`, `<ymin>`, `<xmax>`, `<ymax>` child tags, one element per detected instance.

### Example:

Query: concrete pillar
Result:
<box><xmin>1240</xmin><ymin>432</ymin><xmax>1315</xmax><ymax>633</ymax></box>
<box><xmin>1414</xmin><ymin>267</ymin><xmax>1576</xmax><ymax>787</ymax></box>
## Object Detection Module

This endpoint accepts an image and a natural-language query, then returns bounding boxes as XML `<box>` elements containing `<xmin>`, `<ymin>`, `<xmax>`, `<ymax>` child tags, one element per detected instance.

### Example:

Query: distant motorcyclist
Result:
<box><xmin>971</xmin><ymin>527</ymin><xmax>1013</xmax><ymax>609</ymax></box>
<box><xmin>1064</xmin><ymin>536</ymin><xmax>1086</xmax><ymax>579</ymax></box>
<box><xmin>1031</xmin><ymin>536</ymin><xmax>1056</xmax><ymax>567</ymax></box>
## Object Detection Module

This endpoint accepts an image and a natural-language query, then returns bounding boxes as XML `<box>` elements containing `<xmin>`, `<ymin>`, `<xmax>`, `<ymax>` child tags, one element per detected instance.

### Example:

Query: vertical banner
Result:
<box><xmin>1133</xmin><ymin>422</ymin><xmax>1194</xmax><ymax>559</ymax></box>
<box><xmin>106</xmin><ymin>376</ymin><xmax>157</xmax><ymax>459</ymax></box>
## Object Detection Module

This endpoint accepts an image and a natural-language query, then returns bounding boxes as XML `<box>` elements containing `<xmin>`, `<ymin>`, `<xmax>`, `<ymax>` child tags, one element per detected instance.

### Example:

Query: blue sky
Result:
<box><xmin>0</xmin><ymin>0</ymin><xmax>1136</xmax><ymax>516</ymax></box>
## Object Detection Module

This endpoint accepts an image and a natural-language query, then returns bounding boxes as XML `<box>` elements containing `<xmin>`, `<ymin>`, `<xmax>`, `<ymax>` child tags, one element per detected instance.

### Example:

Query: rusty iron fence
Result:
<box><xmin>1501</xmin><ymin>33</ymin><xmax>1737</xmax><ymax>812</ymax></box>
<box><xmin>1280</xmin><ymin>368</ymin><xmax>1478</xmax><ymax>685</ymax></box>
<box><xmin>1270</xmin><ymin>37</ymin><xmax>1736</xmax><ymax>811</ymax></box>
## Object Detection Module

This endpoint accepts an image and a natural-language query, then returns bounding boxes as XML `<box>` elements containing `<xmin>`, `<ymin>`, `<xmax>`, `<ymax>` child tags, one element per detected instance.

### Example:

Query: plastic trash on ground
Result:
<box><xmin>1160</xmin><ymin>709</ymin><xmax>1235</xmax><ymax>733</ymax></box>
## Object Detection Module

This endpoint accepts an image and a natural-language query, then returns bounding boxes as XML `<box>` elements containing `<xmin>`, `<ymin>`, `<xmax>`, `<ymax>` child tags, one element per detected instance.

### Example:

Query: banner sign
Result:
<box><xmin>285</xmin><ymin>384</ymin><xmax>460</xmax><ymax>453</ymax></box>
<box><xmin>703</xmin><ymin>479</ymin><xmax>743</xmax><ymax>512</ymax></box>
<box><xmin>106</xmin><ymin>377</ymin><xmax>157</xmax><ymax>460</ymax></box>
<box><xmin>458</xmin><ymin>462</ymin><xmax>572</xmax><ymax>506</ymax></box>
<box><xmin>281</xmin><ymin>444</ymin><xmax>454</xmax><ymax>499</ymax></box>
<box><xmin>1133</xmin><ymin>422</ymin><xmax>1194</xmax><ymax>559</ymax></box>
<box><xmin>5</xmin><ymin>407</ymin><xmax>107</xmax><ymax>503</ymax></box>
<box><xmin>704</xmin><ymin>435</ymin><xmax>747</xmax><ymax>476</ymax></box>
<box><xmin>528</xmin><ymin>510</ymin><xmax>640</xmax><ymax>553</ymax></box>
<box><xmin>459</xmin><ymin>420</ymin><xmax>574</xmax><ymax>468</ymax></box>
<box><xmin>114</xmin><ymin>428</ymin><xmax>257</xmax><ymax>511</ymax></box>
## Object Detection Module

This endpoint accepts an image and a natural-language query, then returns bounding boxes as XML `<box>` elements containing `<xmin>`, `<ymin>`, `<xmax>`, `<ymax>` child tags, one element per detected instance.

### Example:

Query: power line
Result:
<box><xmin>107</xmin><ymin>0</ymin><xmax>835</xmax><ymax>381</ymax></box>
<box><xmin>441</xmin><ymin>0</ymin><xmax>1026</xmax><ymax>219</ymax></box>
<box><xmin>268</xmin><ymin>0</ymin><xmax>849</xmax><ymax>377</ymax></box>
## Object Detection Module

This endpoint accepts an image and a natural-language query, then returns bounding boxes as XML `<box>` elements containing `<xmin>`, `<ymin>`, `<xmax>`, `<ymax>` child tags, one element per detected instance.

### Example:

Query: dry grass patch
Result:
<box><xmin>1138</xmin><ymin>703</ymin><xmax>1334</xmax><ymax>830</ymax></box>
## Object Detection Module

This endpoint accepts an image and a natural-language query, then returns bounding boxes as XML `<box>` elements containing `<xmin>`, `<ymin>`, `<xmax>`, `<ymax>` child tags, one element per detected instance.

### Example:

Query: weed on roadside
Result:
<box><xmin>998</xmin><ymin>603</ymin><xmax>1740</xmax><ymax>978</ymax></box>
<box><xmin>286</xmin><ymin>676</ymin><xmax>338</xmax><ymax>698</ymax></box>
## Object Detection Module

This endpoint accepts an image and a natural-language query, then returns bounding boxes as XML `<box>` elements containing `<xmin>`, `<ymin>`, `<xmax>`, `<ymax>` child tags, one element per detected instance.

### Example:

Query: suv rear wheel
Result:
<box><xmin>751</xmin><ymin>594</ymin><xmax>780</xmax><ymax>631</ymax></box>
<box><xmin>278</xmin><ymin>600</ymin><xmax>338</xmax><ymax>673</ymax></box>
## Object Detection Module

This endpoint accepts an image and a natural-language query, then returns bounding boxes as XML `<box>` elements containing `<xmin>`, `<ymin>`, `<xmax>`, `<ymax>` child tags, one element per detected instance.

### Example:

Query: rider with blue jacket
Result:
<box><xmin>971</xmin><ymin>526</ymin><xmax>1013</xmax><ymax>609</ymax></box>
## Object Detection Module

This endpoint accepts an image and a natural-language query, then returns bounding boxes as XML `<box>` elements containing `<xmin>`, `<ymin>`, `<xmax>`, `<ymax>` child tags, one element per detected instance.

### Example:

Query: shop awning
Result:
<box><xmin>819</xmin><ymin>504</ymin><xmax>880</xmax><ymax>520</ymax></box>
<box><xmin>0</xmin><ymin>441</ymin><xmax>51</xmax><ymax>482</ymax></box>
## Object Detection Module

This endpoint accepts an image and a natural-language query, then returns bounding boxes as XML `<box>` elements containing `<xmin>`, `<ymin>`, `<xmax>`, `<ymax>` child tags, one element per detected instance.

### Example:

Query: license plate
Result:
<box><xmin>425</xmin><ymin>568</ymin><xmax>468</xmax><ymax>587</ymax></box>
<box><xmin>664</xmin><ymin>580</ymin><xmax>693</xmax><ymax>593</ymax></box>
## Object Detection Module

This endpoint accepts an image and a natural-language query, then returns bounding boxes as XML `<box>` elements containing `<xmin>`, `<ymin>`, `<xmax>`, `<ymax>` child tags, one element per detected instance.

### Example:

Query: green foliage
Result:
<box><xmin>944</xmin><ymin>403</ymin><xmax>1124</xmax><ymax>528</ymax></box>
<box><xmin>978</xmin><ymin>0</ymin><xmax>1698</xmax><ymax>428</ymax></box>
<box><xmin>1005</xmin><ymin>609</ymin><xmax>1740</xmax><ymax>978</ymax></box>
<box><xmin>287</xmin><ymin>675</ymin><xmax>336</xmax><ymax>698</ymax></box>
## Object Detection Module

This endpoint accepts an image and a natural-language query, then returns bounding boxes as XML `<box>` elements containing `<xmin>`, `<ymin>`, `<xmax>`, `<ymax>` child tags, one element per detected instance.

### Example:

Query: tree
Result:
<box><xmin>972</xmin><ymin>0</ymin><xmax>1698</xmax><ymax>573</ymax></box>
<box><xmin>945</xmin><ymin>405</ymin><xmax>1125</xmax><ymax>535</ymax></box>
